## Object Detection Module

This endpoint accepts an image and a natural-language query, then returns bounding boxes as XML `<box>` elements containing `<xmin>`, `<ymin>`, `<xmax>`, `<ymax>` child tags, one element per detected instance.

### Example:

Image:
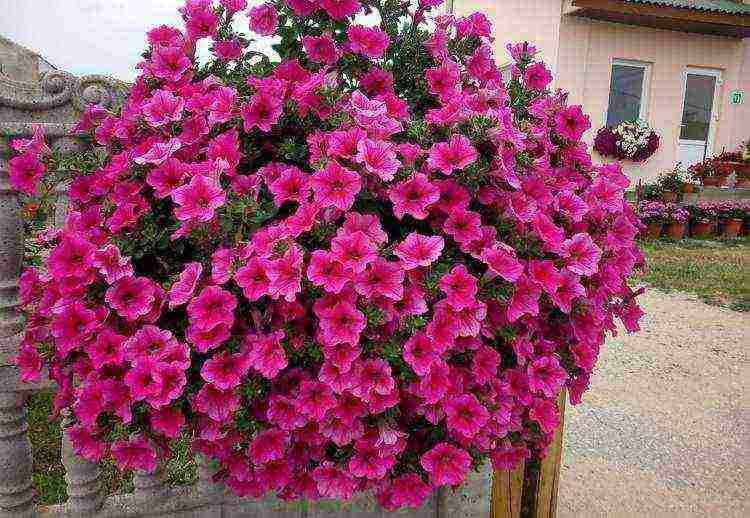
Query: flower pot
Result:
<box><xmin>665</xmin><ymin>222</ymin><xmax>686</xmax><ymax>239</ymax></box>
<box><xmin>682</xmin><ymin>184</ymin><xmax>695</xmax><ymax>194</ymax></box>
<box><xmin>723</xmin><ymin>218</ymin><xmax>743</xmax><ymax>238</ymax></box>
<box><xmin>661</xmin><ymin>191</ymin><xmax>678</xmax><ymax>203</ymax></box>
<box><xmin>691</xmin><ymin>220</ymin><xmax>714</xmax><ymax>238</ymax></box>
<box><xmin>645</xmin><ymin>221</ymin><xmax>663</xmax><ymax>239</ymax></box>
<box><xmin>701</xmin><ymin>175</ymin><xmax>728</xmax><ymax>188</ymax></box>
<box><xmin>735</xmin><ymin>177</ymin><xmax>750</xmax><ymax>189</ymax></box>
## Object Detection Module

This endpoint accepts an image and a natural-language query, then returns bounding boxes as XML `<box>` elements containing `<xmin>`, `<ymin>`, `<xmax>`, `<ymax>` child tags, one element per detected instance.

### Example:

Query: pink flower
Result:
<box><xmin>268</xmin><ymin>166</ymin><xmax>311</xmax><ymax>206</ymax></box>
<box><xmin>249</xmin><ymin>3</ymin><xmax>278</xmax><ymax>36</ymax></box>
<box><xmin>482</xmin><ymin>248</ymin><xmax>524</xmax><ymax>282</ymax></box>
<box><xmin>150</xmin><ymin>406</ymin><xmax>186</xmax><ymax>438</ymax></box>
<box><xmin>389</xmin><ymin>173</ymin><xmax>440</xmax><ymax>220</ymax></box>
<box><xmin>426</xmin><ymin>60</ymin><xmax>460</xmax><ymax>99</ymax></box>
<box><xmin>310</xmin><ymin>161</ymin><xmax>361</xmax><ymax>211</ymax></box>
<box><xmin>142</xmin><ymin>89</ymin><xmax>184</xmax><ymax>127</ymax></box>
<box><xmin>245</xmin><ymin>331</ymin><xmax>288</xmax><ymax>379</ymax></box>
<box><xmin>561</xmin><ymin>233</ymin><xmax>602</xmax><ymax>276</ymax></box>
<box><xmin>111</xmin><ymin>435</ymin><xmax>158</xmax><ymax>473</ymax></box>
<box><xmin>267</xmin><ymin>245</ymin><xmax>304</xmax><ymax>302</ymax></box>
<box><xmin>443</xmin><ymin>209</ymin><xmax>482</xmax><ymax>245</ymax></box>
<box><xmin>354</xmin><ymin>139</ymin><xmax>401</xmax><ymax>181</ymax></box>
<box><xmin>420</xmin><ymin>442</ymin><xmax>471</xmax><ymax>486</ymax></box>
<box><xmin>394</xmin><ymin>233</ymin><xmax>444</xmax><ymax>270</ymax></box>
<box><xmin>172</xmin><ymin>175</ymin><xmax>226</xmax><ymax>222</ymax></box>
<box><xmin>350</xmin><ymin>358</ymin><xmax>395</xmax><ymax>402</ymax></box>
<box><xmin>418</xmin><ymin>360</ymin><xmax>450</xmax><ymax>404</ymax></box>
<box><xmin>249</xmin><ymin>428</ymin><xmax>289</xmax><ymax>465</ymax></box>
<box><xmin>439</xmin><ymin>265</ymin><xmax>477</xmax><ymax>310</ymax></box>
<box><xmin>201</xmin><ymin>350</ymin><xmax>252</xmax><ymax>390</ymax></box>
<box><xmin>391</xmin><ymin>474</ymin><xmax>431</xmax><ymax>509</ymax></box>
<box><xmin>554</xmin><ymin>105</ymin><xmax>591</xmax><ymax>141</ymax></box>
<box><xmin>403</xmin><ymin>332</ymin><xmax>441</xmax><ymax>376</ymax></box>
<box><xmin>318</xmin><ymin>301</ymin><xmax>366</xmax><ymax>346</ymax></box>
<box><xmin>149</xmin><ymin>45</ymin><xmax>191</xmax><ymax>82</ymax></box>
<box><xmin>194</xmin><ymin>385</ymin><xmax>240</xmax><ymax>422</ymax></box>
<box><xmin>319</xmin><ymin>0</ymin><xmax>360</xmax><ymax>20</ymax></box>
<box><xmin>348</xmin><ymin>443</ymin><xmax>395</xmax><ymax>479</ymax></box>
<box><xmin>169</xmin><ymin>262</ymin><xmax>203</xmax><ymax>308</ymax></box>
<box><xmin>68</xmin><ymin>425</ymin><xmax>106</xmax><ymax>462</ymax></box>
<box><xmin>303</xmin><ymin>34</ymin><xmax>339</xmax><ymax>65</ymax></box>
<box><xmin>91</xmin><ymin>245</ymin><xmax>133</xmax><ymax>284</ymax></box>
<box><xmin>234</xmin><ymin>257</ymin><xmax>271</xmax><ymax>301</ymax></box>
<box><xmin>124</xmin><ymin>357</ymin><xmax>164</xmax><ymax>401</ymax></box>
<box><xmin>146</xmin><ymin>158</ymin><xmax>185</xmax><ymax>198</ymax></box>
<box><xmin>354</xmin><ymin>259</ymin><xmax>404</xmax><ymax>301</ymax></box>
<box><xmin>529</xmin><ymin>397</ymin><xmax>559</xmax><ymax>433</ymax></box>
<box><xmin>9</xmin><ymin>152</ymin><xmax>46</xmax><ymax>195</ymax></box>
<box><xmin>427</xmin><ymin>134</ymin><xmax>478</xmax><ymax>175</ymax></box>
<box><xmin>341</xmin><ymin>212</ymin><xmax>388</xmax><ymax>244</ymax></box>
<box><xmin>134</xmin><ymin>138</ymin><xmax>183</xmax><ymax>166</ymax></box>
<box><xmin>347</xmin><ymin>25</ymin><xmax>390</xmax><ymax>58</ymax></box>
<box><xmin>296</xmin><ymin>381</ymin><xmax>338</xmax><ymax>421</ymax></box>
<box><xmin>267</xmin><ymin>395</ymin><xmax>308</xmax><ymax>430</ymax></box>
<box><xmin>186</xmin><ymin>322</ymin><xmax>231</xmax><ymax>353</ymax></box>
<box><xmin>528</xmin><ymin>259</ymin><xmax>563</xmax><ymax>295</ymax></box>
<box><xmin>472</xmin><ymin>345</ymin><xmax>501</xmax><ymax>385</ymax></box>
<box><xmin>105</xmin><ymin>276</ymin><xmax>160</xmax><ymax>321</ymax></box>
<box><xmin>16</xmin><ymin>342</ymin><xmax>42</xmax><ymax>383</ymax></box>
<box><xmin>187</xmin><ymin>286</ymin><xmax>237</xmax><ymax>331</ymax></box>
<box><xmin>550</xmin><ymin>270</ymin><xmax>585</xmax><ymax>313</ymax></box>
<box><xmin>527</xmin><ymin>355</ymin><xmax>567</xmax><ymax>398</ymax></box>
<box><xmin>507</xmin><ymin>276</ymin><xmax>541</xmax><ymax>322</ymax></box>
<box><xmin>490</xmin><ymin>441</ymin><xmax>529</xmax><ymax>470</ymax></box>
<box><xmin>241</xmin><ymin>91</ymin><xmax>283</xmax><ymax>133</ymax></box>
<box><xmin>307</xmin><ymin>250</ymin><xmax>350</xmax><ymax>293</ymax></box>
<box><xmin>444</xmin><ymin>393</ymin><xmax>489</xmax><ymax>439</ymax></box>
<box><xmin>524</xmin><ymin>62</ymin><xmax>553</xmax><ymax>90</ymax></box>
<box><xmin>330</xmin><ymin>231</ymin><xmax>377</xmax><ymax>274</ymax></box>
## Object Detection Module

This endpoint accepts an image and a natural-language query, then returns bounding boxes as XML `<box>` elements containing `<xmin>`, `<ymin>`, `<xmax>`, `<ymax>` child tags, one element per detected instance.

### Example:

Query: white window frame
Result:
<box><xmin>604</xmin><ymin>59</ymin><xmax>652</xmax><ymax>126</ymax></box>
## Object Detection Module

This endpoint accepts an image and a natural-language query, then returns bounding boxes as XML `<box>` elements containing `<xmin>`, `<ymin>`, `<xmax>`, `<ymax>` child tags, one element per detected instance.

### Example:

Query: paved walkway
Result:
<box><xmin>558</xmin><ymin>290</ymin><xmax>750</xmax><ymax>517</ymax></box>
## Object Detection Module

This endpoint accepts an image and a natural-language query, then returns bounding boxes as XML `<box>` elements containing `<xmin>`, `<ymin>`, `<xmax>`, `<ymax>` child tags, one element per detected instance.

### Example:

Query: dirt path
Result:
<box><xmin>558</xmin><ymin>289</ymin><xmax>750</xmax><ymax>517</ymax></box>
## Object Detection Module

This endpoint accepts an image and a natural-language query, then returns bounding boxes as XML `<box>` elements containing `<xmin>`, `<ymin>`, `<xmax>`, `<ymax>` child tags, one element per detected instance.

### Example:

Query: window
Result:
<box><xmin>606</xmin><ymin>60</ymin><xmax>651</xmax><ymax>127</ymax></box>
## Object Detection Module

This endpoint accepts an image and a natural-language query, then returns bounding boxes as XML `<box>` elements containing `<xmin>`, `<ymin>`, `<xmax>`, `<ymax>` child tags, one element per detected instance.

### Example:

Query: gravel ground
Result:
<box><xmin>558</xmin><ymin>289</ymin><xmax>750</xmax><ymax>518</ymax></box>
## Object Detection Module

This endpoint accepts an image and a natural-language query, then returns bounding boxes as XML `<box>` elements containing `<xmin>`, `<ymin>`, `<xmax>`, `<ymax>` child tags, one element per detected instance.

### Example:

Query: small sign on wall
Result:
<box><xmin>731</xmin><ymin>90</ymin><xmax>744</xmax><ymax>105</ymax></box>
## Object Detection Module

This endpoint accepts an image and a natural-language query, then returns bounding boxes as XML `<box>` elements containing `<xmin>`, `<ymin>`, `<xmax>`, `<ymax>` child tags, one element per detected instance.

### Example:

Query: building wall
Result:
<box><xmin>557</xmin><ymin>17</ymin><xmax>749</xmax><ymax>184</ymax></box>
<box><xmin>451</xmin><ymin>1</ymin><xmax>750</xmax><ymax>185</ymax></box>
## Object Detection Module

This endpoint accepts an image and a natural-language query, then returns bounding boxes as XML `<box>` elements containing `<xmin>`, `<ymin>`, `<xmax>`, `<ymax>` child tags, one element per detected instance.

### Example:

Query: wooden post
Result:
<box><xmin>492</xmin><ymin>391</ymin><xmax>566</xmax><ymax>518</ymax></box>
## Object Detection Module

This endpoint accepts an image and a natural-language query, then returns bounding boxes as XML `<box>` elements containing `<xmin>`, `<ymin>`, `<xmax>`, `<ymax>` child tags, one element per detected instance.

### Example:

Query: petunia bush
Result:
<box><xmin>10</xmin><ymin>0</ymin><xmax>645</xmax><ymax>509</ymax></box>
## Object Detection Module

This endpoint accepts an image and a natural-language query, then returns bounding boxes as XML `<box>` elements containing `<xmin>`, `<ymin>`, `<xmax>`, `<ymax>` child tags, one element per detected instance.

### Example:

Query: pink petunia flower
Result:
<box><xmin>560</xmin><ymin>233</ymin><xmax>602</xmax><ymax>276</ymax></box>
<box><xmin>142</xmin><ymin>89</ymin><xmax>184</xmax><ymax>127</ymax></box>
<box><xmin>426</xmin><ymin>59</ymin><xmax>460</xmax><ymax>99</ymax></box>
<box><xmin>91</xmin><ymin>245</ymin><xmax>133</xmax><ymax>284</ymax></box>
<box><xmin>248</xmin><ymin>428</ymin><xmax>289</xmax><ymax>465</ymax></box>
<box><xmin>482</xmin><ymin>248</ymin><xmax>524</xmax><ymax>282</ymax></box>
<box><xmin>507</xmin><ymin>275</ymin><xmax>542</xmax><ymax>322</ymax></box>
<box><xmin>194</xmin><ymin>385</ymin><xmax>241</xmax><ymax>422</ymax></box>
<box><xmin>235</xmin><ymin>256</ymin><xmax>271</xmax><ymax>301</ymax></box>
<box><xmin>444</xmin><ymin>393</ymin><xmax>490</xmax><ymax>438</ymax></box>
<box><xmin>296</xmin><ymin>381</ymin><xmax>338</xmax><ymax>421</ymax></box>
<box><xmin>303</xmin><ymin>34</ymin><xmax>339</xmax><ymax>65</ymax></box>
<box><xmin>388</xmin><ymin>173</ymin><xmax>440</xmax><ymax>220</ymax></box>
<box><xmin>443</xmin><ymin>209</ymin><xmax>482</xmax><ymax>245</ymax></box>
<box><xmin>201</xmin><ymin>350</ymin><xmax>252</xmax><ymax>390</ymax></box>
<box><xmin>111</xmin><ymin>435</ymin><xmax>159</xmax><ymax>473</ymax></box>
<box><xmin>105</xmin><ymin>276</ymin><xmax>160</xmax><ymax>321</ymax></box>
<box><xmin>266</xmin><ymin>245</ymin><xmax>304</xmax><ymax>302</ymax></box>
<box><xmin>354</xmin><ymin>139</ymin><xmax>401</xmax><ymax>181</ymax></box>
<box><xmin>150</xmin><ymin>406</ymin><xmax>186</xmax><ymax>439</ymax></box>
<box><xmin>187</xmin><ymin>285</ymin><xmax>237</xmax><ymax>331</ymax></box>
<box><xmin>318</xmin><ymin>301</ymin><xmax>366</xmax><ymax>346</ymax></box>
<box><xmin>241</xmin><ymin>91</ymin><xmax>283</xmax><ymax>133</ymax></box>
<box><xmin>268</xmin><ymin>165</ymin><xmax>311</xmax><ymax>207</ymax></box>
<box><xmin>169</xmin><ymin>261</ymin><xmax>203</xmax><ymax>308</ymax></box>
<box><xmin>124</xmin><ymin>357</ymin><xmax>165</xmax><ymax>401</ymax></box>
<box><xmin>420</xmin><ymin>442</ymin><xmax>471</xmax><ymax>486</ymax></box>
<box><xmin>524</xmin><ymin>62</ymin><xmax>553</xmax><ymax>90</ymax></box>
<box><xmin>438</xmin><ymin>265</ymin><xmax>478</xmax><ymax>311</ymax></box>
<box><xmin>307</xmin><ymin>250</ymin><xmax>350</xmax><ymax>293</ymax></box>
<box><xmin>390</xmin><ymin>473</ymin><xmax>431</xmax><ymax>509</ymax></box>
<box><xmin>427</xmin><ymin>134</ymin><xmax>478</xmax><ymax>175</ymax></box>
<box><xmin>394</xmin><ymin>233</ymin><xmax>444</xmax><ymax>270</ymax></box>
<box><xmin>9</xmin><ymin>152</ymin><xmax>46</xmax><ymax>195</ymax></box>
<box><xmin>249</xmin><ymin>3</ymin><xmax>278</xmax><ymax>36</ymax></box>
<box><xmin>403</xmin><ymin>331</ymin><xmax>441</xmax><ymax>376</ymax></box>
<box><xmin>171</xmin><ymin>175</ymin><xmax>226</xmax><ymax>222</ymax></box>
<box><xmin>341</xmin><ymin>212</ymin><xmax>388</xmax><ymax>244</ymax></box>
<box><xmin>245</xmin><ymin>331</ymin><xmax>288</xmax><ymax>379</ymax></box>
<box><xmin>310</xmin><ymin>161</ymin><xmax>361</xmax><ymax>211</ymax></box>
<box><xmin>554</xmin><ymin>105</ymin><xmax>591</xmax><ymax>141</ymax></box>
<box><xmin>319</xmin><ymin>0</ymin><xmax>361</xmax><ymax>20</ymax></box>
<box><xmin>354</xmin><ymin>258</ymin><xmax>404</xmax><ymax>301</ymax></box>
<box><xmin>347</xmin><ymin>25</ymin><xmax>390</xmax><ymax>58</ymax></box>
<box><xmin>529</xmin><ymin>397</ymin><xmax>559</xmax><ymax>433</ymax></box>
<box><xmin>330</xmin><ymin>231</ymin><xmax>377</xmax><ymax>274</ymax></box>
<box><xmin>527</xmin><ymin>355</ymin><xmax>567</xmax><ymax>398</ymax></box>
<box><xmin>528</xmin><ymin>259</ymin><xmax>563</xmax><ymax>295</ymax></box>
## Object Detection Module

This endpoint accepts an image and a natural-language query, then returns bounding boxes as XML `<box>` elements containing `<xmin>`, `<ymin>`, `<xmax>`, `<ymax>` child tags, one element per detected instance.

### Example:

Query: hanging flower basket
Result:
<box><xmin>593</xmin><ymin>120</ymin><xmax>659</xmax><ymax>163</ymax></box>
<box><xmin>8</xmin><ymin>1</ymin><xmax>645</xmax><ymax>513</ymax></box>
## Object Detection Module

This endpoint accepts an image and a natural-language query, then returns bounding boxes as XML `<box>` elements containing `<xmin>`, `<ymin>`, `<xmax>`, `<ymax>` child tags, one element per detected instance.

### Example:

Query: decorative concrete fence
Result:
<box><xmin>0</xmin><ymin>68</ymin><xmax>566</xmax><ymax>518</ymax></box>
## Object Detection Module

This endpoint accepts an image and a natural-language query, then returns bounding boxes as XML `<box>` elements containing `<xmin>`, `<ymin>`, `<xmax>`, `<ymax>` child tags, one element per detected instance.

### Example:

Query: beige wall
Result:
<box><xmin>452</xmin><ymin>1</ymin><xmax>750</xmax><ymax>184</ymax></box>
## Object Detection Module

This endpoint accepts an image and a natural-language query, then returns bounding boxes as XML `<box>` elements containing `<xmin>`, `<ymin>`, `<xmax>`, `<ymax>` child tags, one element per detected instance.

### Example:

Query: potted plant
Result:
<box><xmin>715</xmin><ymin>201</ymin><xmax>746</xmax><ymax>238</ymax></box>
<box><xmin>687</xmin><ymin>203</ymin><xmax>717</xmax><ymax>238</ymax></box>
<box><xmin>6</xmin><ymin>2</ymin><xmax>646</xmax><ymax>513</ymax></box>
<box><xmin>594</xmin><ymin>119</ymin><xmax>660</xmax><ymax>163</ymax></box>
<box><xmin>639</xmin><ymin>201</ymin><xmax>666</xmax><ymax>239</ymax></box>
<box><xmin>656</xmin><ymin>165</ymin><xmax>690</xmax><ymax>202</ymax></box>
<box><xmin>663</xmin><ymin>203</ymin><xmax>689</xmax><ymax>239</ymax></box>
<box><xmin>689</xmin><ymin>158</ymin><xmax>729</xmax><ymax>187</ymax></box>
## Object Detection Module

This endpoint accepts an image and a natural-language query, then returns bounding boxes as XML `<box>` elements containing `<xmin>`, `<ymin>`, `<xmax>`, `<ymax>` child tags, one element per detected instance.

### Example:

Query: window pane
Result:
<box><xmin>680</xmin><ymin>74</ymin><xmax>716</xmax><ymax>142</ymax></box>
<box><xmin>606</xmin><ymin>64</ymin><xmax>645</xmax><ymax>127</ymax></box>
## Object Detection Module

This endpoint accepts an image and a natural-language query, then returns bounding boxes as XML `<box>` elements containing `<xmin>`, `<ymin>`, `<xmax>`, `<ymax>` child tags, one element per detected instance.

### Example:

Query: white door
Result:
<box><xmin>678</xmin><ymin>68</ymin><xmax>722</xmax><ymax>167</ymax></box>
